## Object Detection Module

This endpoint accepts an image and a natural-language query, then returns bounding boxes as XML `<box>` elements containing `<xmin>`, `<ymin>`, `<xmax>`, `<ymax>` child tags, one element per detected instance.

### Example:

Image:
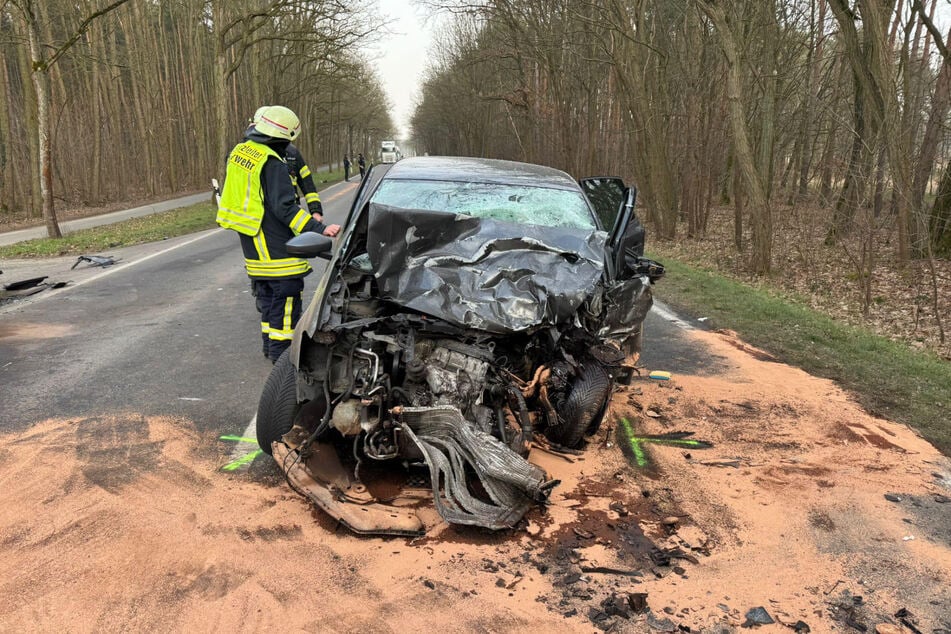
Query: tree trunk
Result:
<box><xmin>23</xmin><ymin>8</ymin><xmax>62</xmax><ymax>238</ymax></box>
<box><xmin>701</xmin><ymin>1</ymin><xmax>771</xmax><ymax>274</ymax></box>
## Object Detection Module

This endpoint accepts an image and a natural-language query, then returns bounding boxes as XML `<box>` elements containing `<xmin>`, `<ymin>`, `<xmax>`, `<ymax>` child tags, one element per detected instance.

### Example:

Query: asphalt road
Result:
<box><xmin>0</xmin><ymin>180</ymin><xmax>361</xmax><ymax>437</ymax></box>
<box><xmin>0</xmin><ymin>180</ymin><xmax>706</xmax><ymax>445</ymax></box>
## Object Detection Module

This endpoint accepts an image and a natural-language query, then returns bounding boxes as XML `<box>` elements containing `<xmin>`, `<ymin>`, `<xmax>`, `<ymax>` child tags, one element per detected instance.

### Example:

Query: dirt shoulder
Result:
<box><xmin>0</xmin><ymin>326</ymin><xmax>948</xmax><ymax>632</ymax></box>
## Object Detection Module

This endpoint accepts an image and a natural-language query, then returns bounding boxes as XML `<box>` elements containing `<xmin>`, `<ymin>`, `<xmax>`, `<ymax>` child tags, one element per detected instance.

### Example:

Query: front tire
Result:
<box><xmin>545</xmin><ymin>362</ymin><xmax>612</xmax><ymax>449</ymax></box>
<box><xmin>256</xmin><ymin>349</ymin><xmax>300</xmax><ymax>455</ymax></box>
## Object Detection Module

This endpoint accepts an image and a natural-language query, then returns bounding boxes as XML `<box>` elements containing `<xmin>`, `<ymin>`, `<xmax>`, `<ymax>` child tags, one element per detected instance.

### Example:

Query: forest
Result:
<box><xmin>412</xmin><ymin>0</ymin><xmax>951</xmax><ymax>356</ymax></box>
<box><xmin>0</xmin><ymin>0</ymin><xmax>394</xmax><ymax>235</ymax></box>
<box><xmin>1</xmin><ymin>0</ymin><xmax>949</xmax><ymax>356</ymax></box>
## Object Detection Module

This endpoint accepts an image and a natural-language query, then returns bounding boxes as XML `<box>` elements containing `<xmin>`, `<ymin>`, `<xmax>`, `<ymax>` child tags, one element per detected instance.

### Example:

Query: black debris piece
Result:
<box><xmin>894</xmin><ymin>608</ymin><xmax>924</xmax><ymax>634</ymax></box>
<box><xmin>667</xmin><ymin>547</ymin><xmax>700</xmax><ymax>565</ymax></box>
<box><xmin>602</xmin><ymin>594</ymin><xmax>633</xmax><ymax>619</ymax></box>
<box><xmin>628</xmin><ymin>592</ymin><xmax>649</xmax><ymax>613</ymax></box>
<box><xmin>649</xmin><ymin>547</ymin><xmax>671</xmax><ymax>566</ymax></box>
<box><xmin>884</xmin><ymin>493</ymin><xmax>902</xmax><ymax>502</ymax></box>
<box><xmin>793</xmin><ymin>621</ymin><xmax>811</xmax><ymax>633</ymax></box>
<box><xmin>2</xmin><ymin>276</ymin><xmax>47</xmax><ymax>291</ymax></box>
<box><xmin>581</xmin><ymin>565</ymin><xmax>643</xmax><ymax>577</ymax></box>
<box><xmin>588</xmin><ymin>606</ymin><xmax>611</xmax><ymax>625</ymax></box>
<box><xmin>71</xmin><ymin>254</ymin><xmax>118</xmax><ymax>269</ymax></box>
<box><xmin>741</xmin><ymin>607</ymin><xmax>775</xmax><ymax>627</ymax></box>
<box><xmin>609</xmin><ymin>501</ymin><xmax>630</xmax><ymax>517</ymax></box>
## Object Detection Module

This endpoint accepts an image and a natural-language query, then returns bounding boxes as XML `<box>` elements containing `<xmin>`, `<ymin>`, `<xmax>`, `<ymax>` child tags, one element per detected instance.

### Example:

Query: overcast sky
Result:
<box><xmin>370</xmin><ymin>0</ymin><xmax>439</xmax><ymax>140</ymax></box>
<box><xmin>368</xmin><ymin>1</ymin><xmax>951</xmax><ymax>141</ymax></box>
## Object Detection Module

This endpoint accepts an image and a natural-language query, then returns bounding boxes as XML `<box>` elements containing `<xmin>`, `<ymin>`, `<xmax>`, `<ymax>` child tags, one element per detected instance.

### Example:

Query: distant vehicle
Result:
<box><xmin>380</xmin><ymin>140</ymin><xmax>401</xmax><ymax>164</ymax></box>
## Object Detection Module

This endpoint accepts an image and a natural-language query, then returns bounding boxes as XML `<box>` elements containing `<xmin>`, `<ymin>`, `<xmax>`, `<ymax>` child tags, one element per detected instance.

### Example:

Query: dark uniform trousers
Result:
<box><xmin>253</xmin><ymin>278</ymin><xmax>304</xmax><ymax>362</ymax></box>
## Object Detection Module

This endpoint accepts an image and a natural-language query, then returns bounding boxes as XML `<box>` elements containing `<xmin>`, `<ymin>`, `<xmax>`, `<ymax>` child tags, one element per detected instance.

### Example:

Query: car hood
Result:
<box><xmin>367</xmin><ymin>203</ymin><xmax>607</xmax><ymax>333</ymax></box>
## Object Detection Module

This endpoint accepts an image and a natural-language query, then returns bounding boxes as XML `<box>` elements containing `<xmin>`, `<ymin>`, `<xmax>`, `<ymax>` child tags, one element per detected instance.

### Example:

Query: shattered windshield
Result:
<box><xmin>370</xmin><ymin>179</ymin><xmax>596</xmax><ymax>230</ymax></box>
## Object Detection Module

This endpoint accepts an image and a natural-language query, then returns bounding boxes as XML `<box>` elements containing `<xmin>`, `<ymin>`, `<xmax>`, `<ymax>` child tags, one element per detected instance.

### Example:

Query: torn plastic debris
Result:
<box><xmin>71</xmin><ymin>255</ymin><xmax>118</xmax><ymax>269</ymax></box>
<box><xmin>0</xmin><ymin>276</ymin><xmax>68</xmax><ymax>300</ymax></box>
<box><xmin>3</xmin><ymin>276</ymin><xmax>48</xmax><ymax>291</ymax></box>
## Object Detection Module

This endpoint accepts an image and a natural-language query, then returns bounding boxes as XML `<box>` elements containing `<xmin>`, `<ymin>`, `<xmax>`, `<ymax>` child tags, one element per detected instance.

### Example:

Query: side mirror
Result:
<box><xmin>286</xmin><ymin>232</ymin><xmax>333</xmax><ymax>260</ymax></box>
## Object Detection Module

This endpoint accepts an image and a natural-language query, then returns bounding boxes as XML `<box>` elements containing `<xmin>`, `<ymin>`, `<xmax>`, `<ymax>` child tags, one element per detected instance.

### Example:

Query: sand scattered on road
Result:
<box><xmin>0</xmin><ymin>326</ymin><xmax>949</xmax><ymax>632</ymax></box>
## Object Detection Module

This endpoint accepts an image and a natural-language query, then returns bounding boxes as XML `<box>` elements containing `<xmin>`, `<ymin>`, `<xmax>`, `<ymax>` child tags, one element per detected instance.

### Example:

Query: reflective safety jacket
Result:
<box><xmin>217</xmin><ymin>140</ymin><xmax>279</xmax><ymax>236</ymax></box>
<box><xmin>218</xmin><ymin>134</ymin><xmax>327</xmax><ymax>280</ymax></box>
<box><xmin>285</xmin><ymin>143</ymin><xmax>322</xmax><ymax>210</ymax></box>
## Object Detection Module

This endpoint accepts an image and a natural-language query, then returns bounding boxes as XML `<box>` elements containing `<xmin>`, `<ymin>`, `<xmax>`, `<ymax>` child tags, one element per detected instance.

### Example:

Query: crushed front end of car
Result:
<box><xmin>258</xmin><ymin>177</ymin><xmax>662</xmax><ymax>537</ymax></box>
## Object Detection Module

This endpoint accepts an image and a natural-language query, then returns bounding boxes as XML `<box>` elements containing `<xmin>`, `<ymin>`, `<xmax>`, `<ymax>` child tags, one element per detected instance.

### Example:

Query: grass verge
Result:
<box><xmin>0</xmin><ymin>175</ymin><xmax>347</xmax><ymax>259</ymax></box>
<box><xmin>648</xmin><ymin>252</ymin><xmax>951</xmax><ymax>455</ymax></box>
<box><xmin>0</xmin><ymin>202</ymin><xmax>218</xmax><ymax>258</ymax></box>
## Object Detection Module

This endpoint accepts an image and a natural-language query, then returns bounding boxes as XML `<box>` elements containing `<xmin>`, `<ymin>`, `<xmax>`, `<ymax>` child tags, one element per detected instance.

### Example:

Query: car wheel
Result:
<box><xmin>256</xmin><ymin>349</ymin><xmax>301</xmax><ymax>455</ymax></box>
<box><xmin>545</xmin><ymin>362</ymin><xmax>612</xmax><ymax>449</ymax></box>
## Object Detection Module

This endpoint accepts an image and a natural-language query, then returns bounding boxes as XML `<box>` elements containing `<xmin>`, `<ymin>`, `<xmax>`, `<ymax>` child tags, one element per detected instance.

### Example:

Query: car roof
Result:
<box><xmin>384</xmin><ymin>156</ymin><xmax>581</xmax><ymax>191</ymax></box>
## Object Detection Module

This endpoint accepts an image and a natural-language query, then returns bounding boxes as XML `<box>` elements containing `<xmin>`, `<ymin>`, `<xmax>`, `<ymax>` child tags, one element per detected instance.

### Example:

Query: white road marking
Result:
<box><xmin>0</xmin><ymin>229</ymin><xmax>222</xmax><ymax>315</ymax></box>
<box><xmin>651</xmin><ymin>301</ymin><xmax>695</xmax><ymax>330</ymax></box>
<box><xmin>177</xmin><ymin>397</ymin><xmax>204</xmax><ymax>401</ymax></box>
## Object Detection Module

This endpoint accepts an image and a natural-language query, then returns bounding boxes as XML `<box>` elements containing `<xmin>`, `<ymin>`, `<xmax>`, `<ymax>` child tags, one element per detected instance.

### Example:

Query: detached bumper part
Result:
<box><xmin>399</xmin><ymin>406</ymin><xmax>558</xmax><ymax>530</ymax></box>
<box><xmin>274</xmin><ymin>405</ymin><xmax>558</xmax><ymax>535</ymax></box>
<box><xmin>273</xmin><ymin>440</ymin><xmax>425</xmax><ymax>537</ymax></box>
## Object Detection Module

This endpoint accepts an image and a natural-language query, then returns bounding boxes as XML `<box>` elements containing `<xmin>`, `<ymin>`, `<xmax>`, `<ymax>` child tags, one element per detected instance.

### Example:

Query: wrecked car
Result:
<box><xmin>255</xmin><ymin>157</ymin><xmax>663</xmax><ymax>536</ymax></box>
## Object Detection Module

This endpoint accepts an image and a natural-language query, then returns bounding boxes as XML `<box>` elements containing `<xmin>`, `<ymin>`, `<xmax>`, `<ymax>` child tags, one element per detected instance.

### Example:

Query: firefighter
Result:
<box><xmin>248</xmin><ymin>107</ymin><xmax>324</xmax><ymax>220</ymax></box>
<box><xmin>217</xmin><ymin>105</ymin><xmax>341</xmax><ymax>362</ymax></box>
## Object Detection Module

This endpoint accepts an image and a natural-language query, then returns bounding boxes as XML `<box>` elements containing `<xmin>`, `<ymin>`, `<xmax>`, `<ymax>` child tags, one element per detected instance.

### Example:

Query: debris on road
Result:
<box><xmin>71</xmin><ymin>254</ymin><xmax>118</xmax><ymax>269</ymax></box>
<box><xmin>2</xmin><ymin>275</ymin><xmax>48</xmax><ymax>291</ymax></box>
<box><xmin>742</xmin><ymin>606</ymin><xmax>775</xmax><ymax>627</ymax></box>
<box><xmin>0</xmin><ymin>275</ymin><xmax>69</xmax><ymax>302</ymax></box>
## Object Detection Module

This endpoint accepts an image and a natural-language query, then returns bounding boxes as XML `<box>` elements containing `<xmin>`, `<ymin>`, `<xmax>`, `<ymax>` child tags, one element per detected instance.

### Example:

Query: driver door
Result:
<box><xmin>579</xmin><ymin>177</ymin><xmax>646</xmax><ymax>281</ymax></box>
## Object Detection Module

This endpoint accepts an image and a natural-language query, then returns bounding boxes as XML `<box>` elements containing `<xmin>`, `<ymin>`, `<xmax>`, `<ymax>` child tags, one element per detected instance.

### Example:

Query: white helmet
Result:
<box><xmin>253</xmin><ymin>105</ymin><xmax>300</xmax><ymax>141</ymax></box>
<box><xmin>249</xmin><ymin>106</ymin><xmax>269</xmax><ymax>125</ymax></box>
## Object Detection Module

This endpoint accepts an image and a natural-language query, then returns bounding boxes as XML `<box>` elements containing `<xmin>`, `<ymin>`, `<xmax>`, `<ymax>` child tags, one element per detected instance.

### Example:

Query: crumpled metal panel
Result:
<box><xmin>366</xmin><ymin>203</ymin><xmax>607</xmax><ymax>333</ymax></box>
<box><xmin>399</xmin><ymin>406</ymin><xmax>557</xmax><ymax>529</ymax></box>
<box><xmin>596</xmin><ymin>277</ymin><xmax>654</xmax><ymax>344</ymax></box>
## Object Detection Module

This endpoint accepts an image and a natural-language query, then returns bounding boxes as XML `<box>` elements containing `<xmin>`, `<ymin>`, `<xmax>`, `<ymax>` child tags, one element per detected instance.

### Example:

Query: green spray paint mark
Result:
<box><xmin>219</xmin><ymin>435</ymin><xmax>262</xmax><ymax>471</ymax></box>
<box><xmin>222</xmin><ymin>449</ymin><xmax>263</xmax><ymax>471</ymax></box>
<box><xmin>219</xmin><ymin>435</ymin><xmax>257</xmax><ymax>443</ymax></box>
<box><xmin>620</xmin><ymin>418</ymin><xmax>649</xmax><ymax>467</ymax></box>
<box><xmin>619</xmin><ymin>418</ymin><xmax>713</xmax><ymax>468</ymax></box>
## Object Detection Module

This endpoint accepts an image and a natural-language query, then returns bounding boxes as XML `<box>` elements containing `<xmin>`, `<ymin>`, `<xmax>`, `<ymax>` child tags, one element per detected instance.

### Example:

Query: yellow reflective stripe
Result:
<box><xmin>305</xmin><ymin>193</ymin><xmax>320</xmax><ymax>203</ymax></box>
<box><xmin>217</xmin><ymin>209</ymin><xmax>259</xmax><ymax>234</ymax></box>
<box><xmin>290</xmin><ymin>209</ymin><xmax>310</xmax><ymax>234</ymax></box>
<box><xmin>219</xmin><ymin>206</ymin><xmax>259</xmax><ymax>223</ymax></box>
<box><xmin>246</xmin><ymin>267</ymin><xmax>311</xmax><ymax>278</ymax></box>
<box><xmin>299</xmin><ymin>165</ymin><xmax>311</xmax><ymax>178</ymax></box>
<box><xmin>244</xmin><ymin>257</ymin><xmax>309</xmax><ymax>269</ymax></box>
<box><xmin>253</xmin><ymin>231</ymin><xmax>270</xmax><ymax>260</ymax></box>
<box><xmin>244</xmin><ymin>258</ymin><xmax>311</xmax><ymax>277</ymax></box>
<box><xmin>261</xmin><ymin>322</ymin><xmax>270</xmax><ymax>333</ymax></box>
<box><xmin>242</xmin><ymin>172</ymin><xmax>253</xmax><ymax>216</ymax></box>
<box><xmin>268</xmin><ymin>329</ymin><xmax>294</xmax><ymax>341</ymax></box>
<box><xmin>283</xmin><ymin>296</ymin><xmax>294</xmax><ymax>333</ymax></box>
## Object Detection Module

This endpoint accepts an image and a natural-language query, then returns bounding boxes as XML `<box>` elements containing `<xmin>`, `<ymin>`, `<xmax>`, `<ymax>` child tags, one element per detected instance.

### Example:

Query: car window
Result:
<box><xmin>370</xmin><ymin>179</ymin><xmax>596</xmax><ymax>230</ymax></box>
